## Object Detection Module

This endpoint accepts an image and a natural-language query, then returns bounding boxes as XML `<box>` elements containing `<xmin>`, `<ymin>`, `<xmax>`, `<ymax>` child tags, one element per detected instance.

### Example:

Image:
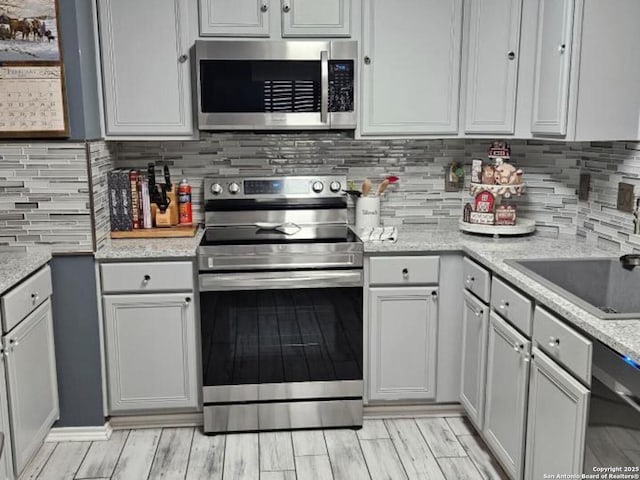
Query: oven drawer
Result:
<box><xmin>369</xmin><ymin>256</ymin><xmax>439</xmax><ymax>285</ymax></box>
<box><xmin>101</xmin><ymin>262</ymin><xmax>193</xmax><ymax>293</ymax></box>
<box><xmin>533</xmin><ymin>306</ymin><xmax>592</xmax><ymax>385</ymax></box>
<box><xmin>2</xmin><ymin>265</ymin><xmax>52</xmax><ymax>333</ymax></box>
<box><xmin>463</xmin><ymin>257</ymin><xmax>491</xmax><ymax>303</ymax></box>
<box><xmin>491</xmin><ymin>277</ymin><xmax>533</xmax><ymax>336</ymax></box>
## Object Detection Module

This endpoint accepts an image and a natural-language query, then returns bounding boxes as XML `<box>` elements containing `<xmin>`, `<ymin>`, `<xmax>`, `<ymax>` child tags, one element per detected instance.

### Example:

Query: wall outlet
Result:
<box><xmin>617</xmin><ymin>182</ymin><xmax>635</xmax><ymax>212</ymax></box>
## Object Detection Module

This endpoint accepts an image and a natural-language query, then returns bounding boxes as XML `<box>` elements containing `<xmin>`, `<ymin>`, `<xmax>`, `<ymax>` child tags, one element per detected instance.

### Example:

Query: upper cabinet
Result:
<box><xmin>199</xmin><ymin>0</ymin><xmax>351</xmax><ymax>38</ymax></box>
<box><xmin>199</xmin><ymin>0</ymin><xmax>271</xmax><ymax>37</ymax></box>
<box><xmin>530</xmin><ymin>0</ymin><xmax>574</xmax><ymax>136</ymax></box>
<box><xmin>463</xmin><ymin>0</ymin><xmax>523</xmax><ymax>134</ymax></box>
<box><xmin>281</xmin><ymin>0</ymin><xmax>351</xmax><ymax>37</ymax></box>
<box><xmin>361</xmin><ymin>0</ymin><xmax>463</xmax><ymax>136</ymax></box>
<box><xmin>97</xmin><ymin>0</ymin><xmax>194</xmax><ymax>137</ymax></box>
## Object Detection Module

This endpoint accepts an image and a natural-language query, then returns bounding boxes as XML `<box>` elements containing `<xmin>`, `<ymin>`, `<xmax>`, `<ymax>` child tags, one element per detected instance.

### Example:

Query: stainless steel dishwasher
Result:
<box><xmin>584</xmin><ymin>341</ymin><xmax>640</xmax><ymax>473</ymax></box>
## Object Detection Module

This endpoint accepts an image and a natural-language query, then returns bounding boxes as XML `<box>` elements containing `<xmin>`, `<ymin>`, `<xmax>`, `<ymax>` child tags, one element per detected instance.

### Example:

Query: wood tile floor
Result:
<box><xmin>21</xmin><ymin>416</ymin><xmax>507</xmax><ymax>480</ymax></box>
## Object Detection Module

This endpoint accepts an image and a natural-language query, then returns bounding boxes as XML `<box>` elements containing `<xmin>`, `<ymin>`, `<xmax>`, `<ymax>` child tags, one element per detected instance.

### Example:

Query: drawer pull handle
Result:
<box><xmin>548</xmin><ymin>336</ymin><xmax>560</xmax><ymax>348</ymax></box>
<box><xmin>31</xmin><ymin>292</ymin><xmax>39</xmax><ymax>303</ymax></box>
<box><xmin>499</xmin><ymin>301</ymin><xmax>509</xmax><ymax>310</ymax></box>
<box><xmin>402</xmin><ymin>268</ymin><xmax>409</xmax><ymax>279</ymax></box>
<box><xmin>465</xmin><ymin>275</ymin><xmax>475</xmax><ymax>285</ymax></box>
<box><xmin>142</xmin><ymin>275</ymin><xmax>151</xmax><ymax>284</ymax></box>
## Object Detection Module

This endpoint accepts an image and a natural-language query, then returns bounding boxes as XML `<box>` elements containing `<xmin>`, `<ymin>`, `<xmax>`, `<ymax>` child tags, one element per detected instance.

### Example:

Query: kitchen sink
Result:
<box><xmin>506</xmin><ymin>258</ymin><xmax>640</xmax><ymax>320</ymax></box>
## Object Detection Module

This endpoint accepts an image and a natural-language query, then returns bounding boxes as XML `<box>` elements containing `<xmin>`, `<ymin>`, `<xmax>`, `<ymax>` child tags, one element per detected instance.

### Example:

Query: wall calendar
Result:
<box><xmin>0</xmin><ymin>0</ymin><xmax>68</xmax><ymax>138</ymax></box>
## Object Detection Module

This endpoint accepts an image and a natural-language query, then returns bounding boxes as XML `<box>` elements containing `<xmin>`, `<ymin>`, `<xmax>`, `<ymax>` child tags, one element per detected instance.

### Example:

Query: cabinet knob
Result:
<box><xmin>548</xmin><ymin>336</ymin><xmax>560</xmax><ymax>348</ymax></box>
<box><xmin>31</xmin><ymin>292</ymin><xmax>39</xmax><ymax>303</ymax></box>
<box><xmin>282</xmin><ymin>2</ymin><xmax>290</xmax><ymax>12</ymax></box>
<box><xmin>402</xmin><ymin>268</ymin><xmax>409</xmax><ymax>279</ymax></box>
<box><xmin>9</xmin><ymin>339</ymin><xmax>18</xmax><ymax>348</ymax></box>
<box><xmin>364</xmin><ymin>56</ymin><xmax>371</xmax><ymax>65</ymax></box>
<box><xmin>499</xmin><ymin>300</ymin><xmax>509</xmax><ymax>310</ymax></box>
<box><xmin>179</xmin><ymin>54</ymin><xmax>188</xmax><ymax>64</ymax></box>
<box><xmin>513</xmin><ymin>342</ymin><xmax>522</xmax><ymax>352</ymax></box>
<box><xmin>261</xmin><ymin>1</ymin><xmax>269</xmax><ymax>12</ymax></box>
<box><xmin>184</xmin><ymin>297</ymin><xmax>192</xmax><ymax>306</ymax></box>
<box><xmin>142</xmin><ymin>275</ymin><xmax>151</xmax><ymax>284</ymax></box>
<box><xmin>474</xmin><ymin>308</ymin><xmax>483</xmax><ymax>317</ymax></box>
<box><xmin>465</xmin><ymin>275</ymin><xmax>475</xmax><ymax>285</ymax></box>
<box><xmin>507</xmin><ymin>51</ymin><xmax>516</xmax><ymax>60</ymax></box>
<box><xmin>431</xmin><ymin>290</ymin><xmax>438</xmax><ymax>300</ymax></box>
<box><xmin>558</xmin><ymin>43</ymin><xmax>566</xmax><ymax>54</ymax></box>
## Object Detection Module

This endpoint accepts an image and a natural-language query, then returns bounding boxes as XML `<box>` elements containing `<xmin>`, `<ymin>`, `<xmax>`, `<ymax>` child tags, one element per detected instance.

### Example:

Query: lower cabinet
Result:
<box><xmin>368</xmin><ymin>287</ymin><xmax>438</xmax><ymax>401</ymax></box>
<box><xmin>0</xmin><ymin>353</ymin><xmax>13</xmax><ymax>480</ymax></box>
<box><xmin>4</xmin><ymin>300</ymin><xmax>59</xmax><ymax>476</ymax></box>
<box><xmin>524</xmin><ymin>347</ymin><xmax>589</xmax><ymax>479</ymax></box>
<box><xmin>104</xmin><ymin>293</ymin><xmax>198</xmax><ymax>413</ymax></box>
<box><xmin>483</xmin><ymin>312</ymin><xmax>530</xmax><ymax>479</ymax></box>
<box><xmin>459</xmin><ymin>290</ymin><xmax>489</xmax><ymax>430</ymax></box>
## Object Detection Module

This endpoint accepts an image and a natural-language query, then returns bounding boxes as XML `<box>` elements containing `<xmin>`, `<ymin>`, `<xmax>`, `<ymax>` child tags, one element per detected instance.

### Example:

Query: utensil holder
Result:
<box><xmin>356</xmin><ymin>196</ymin><xmax>381</xmax><ymax>229</ymax></box>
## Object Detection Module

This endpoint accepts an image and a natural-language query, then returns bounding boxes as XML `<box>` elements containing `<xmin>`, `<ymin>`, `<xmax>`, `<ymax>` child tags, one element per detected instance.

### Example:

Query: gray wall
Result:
<box><xmin>50</xmin><ymin>255</ymin><xmax>104</xmax><ymax>427</ymax></box>
<box><xmin>59</xmin><ymin>0</ymin><xmax>102</xmax><ymax>140</ymax></box>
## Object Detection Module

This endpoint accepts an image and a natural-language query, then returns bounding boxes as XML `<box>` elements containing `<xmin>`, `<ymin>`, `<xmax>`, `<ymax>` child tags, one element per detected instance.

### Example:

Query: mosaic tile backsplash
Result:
<box><xmin>1</xmin><ymin>134</ymin><xmax>640</xmax><ymax>253</ymax></box>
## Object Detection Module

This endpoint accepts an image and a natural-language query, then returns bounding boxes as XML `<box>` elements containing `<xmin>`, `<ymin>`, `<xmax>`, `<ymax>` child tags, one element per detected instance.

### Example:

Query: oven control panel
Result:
<box><xmin>205</xmin><ymin>176</ymin><xmax>346</xmax><ymax>199</ymax></box>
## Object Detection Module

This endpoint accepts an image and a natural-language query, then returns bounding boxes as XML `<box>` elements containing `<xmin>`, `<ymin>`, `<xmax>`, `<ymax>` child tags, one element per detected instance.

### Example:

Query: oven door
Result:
<box><xmin>195</xmin><ymin>40</ymin><xmax>356</xmax><ymax>130</ymax></box>
<box><xmin>199</xmin><ymin>270</ymin><xmax>363</xmax><ymax>404</ymax></box>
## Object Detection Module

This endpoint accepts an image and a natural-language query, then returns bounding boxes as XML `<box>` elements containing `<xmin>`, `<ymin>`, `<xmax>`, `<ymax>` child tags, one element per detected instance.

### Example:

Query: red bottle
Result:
<box><xmin>178</xmin><ymin>178</ymin><xmax>192</xmax><ymax>225</ymax></box>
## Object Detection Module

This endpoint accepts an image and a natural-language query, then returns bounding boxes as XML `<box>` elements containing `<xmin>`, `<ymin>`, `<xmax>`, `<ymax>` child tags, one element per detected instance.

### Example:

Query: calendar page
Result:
<box><xmin>0</xmin><ymin>65</ymin><xmax>67</xmax><ymax>137</ymax></box>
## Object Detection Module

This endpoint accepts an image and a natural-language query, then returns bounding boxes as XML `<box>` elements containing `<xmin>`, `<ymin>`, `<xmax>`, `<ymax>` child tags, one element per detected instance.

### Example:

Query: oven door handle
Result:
<box><xmin>199</xmin><ymin>269</ymin><xmax>363</xmax><ymax>291</ymax></box>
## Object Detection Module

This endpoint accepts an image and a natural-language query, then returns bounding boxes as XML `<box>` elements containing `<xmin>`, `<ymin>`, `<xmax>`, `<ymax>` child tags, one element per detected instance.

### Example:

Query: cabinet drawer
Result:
<box><xmin>491</xmin><ymin>277</ymin><xmax>533</xmax><ymax>336</ymax></box>
<box><xmin>533</xmin><ymin>307</ymin><xmax>592</xmax><ymax>385</ymax></box>
<box><xmin>369</xmin><ymin>256</ymin><xmax>439</xmax><ymax>285</ymax></box>
<box><xmin>463</xmin><ymin>257</ymin><xmax>491</xmax><ymax>302</ymax></box>
<box><xmin>101</xmin><ymin>262</ymin><xmax>194</xmax><ymax>293</ymax></box>
<box><xmin>1</xmin><ymin>265</ymin><xmax>52</xmax><ymax>333</ymax></box>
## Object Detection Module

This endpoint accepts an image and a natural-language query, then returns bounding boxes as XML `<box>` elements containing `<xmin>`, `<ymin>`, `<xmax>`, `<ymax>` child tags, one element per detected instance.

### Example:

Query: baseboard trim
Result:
<box><xmin>364</xmin><ymin>403</ymin><xmax>464</xmax><ymax>419</ymax></box>
<box><xmin>109</xmin><ymin>412</ymin><xmax>204</xmax><ymax>430</ymax></box>
<box><xmin>45</xmin><ymin>422</ymin><xmax>112</xmax><ymax>442</ymax></box>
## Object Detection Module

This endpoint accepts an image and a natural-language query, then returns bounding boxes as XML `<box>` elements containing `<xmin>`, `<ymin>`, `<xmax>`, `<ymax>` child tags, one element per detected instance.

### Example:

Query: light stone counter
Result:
<box><xmin>95</xmin><ymin>227</ymin><xmax>206</xmax><ymax>260</ymax></box>
<box><xmin>0</xmin><ymin>247</ymin><xmax>52</xmax><ymax>296</ymax></box>
<box><xmin>364</xmin><ymin>227</ymin><xmax>640</xmax><ymax>364</ymax></box>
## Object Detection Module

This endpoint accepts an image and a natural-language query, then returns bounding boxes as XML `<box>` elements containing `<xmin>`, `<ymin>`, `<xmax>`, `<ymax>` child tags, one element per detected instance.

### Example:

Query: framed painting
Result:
<box><xmin>0</xmin><ymin>0</ymin><xmax>68</xmax><ymax>138</ymax></box>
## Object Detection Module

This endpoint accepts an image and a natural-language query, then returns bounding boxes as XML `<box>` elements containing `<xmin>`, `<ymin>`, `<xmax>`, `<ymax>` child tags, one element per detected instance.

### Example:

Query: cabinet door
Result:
<box><xmin>460</xmin><ymin>291</ymin><xmax>488</xmax><ymax>430</ymax></box>
<box><xmin>369</xmin><ymin>287</ymin><xmax>438</xmax><ymax>401</ymax></box>
<box><xmin>199</xmin><ymin>0</ymin><xmax>271</xmax><ymax>36</ymax></box>
<box><xmin>281</xmin><ymin>0</ymin><xmax>350</xmax><ymax>37</ymax></box>
<box><xmin>525</xmin><ymin>347</ymin><xmax>589</xmax><ymax>480</ymax></box>
<box><xmin>464</xmin><ymin>0</ymin><xmax>522</xmax><ymax>134</ymax></box>
<box><xmin>4</xmin><ymin>300</ymin><xmax>58</xmax><ymax>477</ymax></box>
<box><xmin>104</xmin><ymin>293</ymin><xmax>198</xmax><ymax>413</ymax></box>
<box><xmin>361</xmin><ymin>0</ymin><xmax>463</xmax><ymax>135</ymax></box>
<box><xmin>98</xmin><ymin>0</ymin><xmax>193</xmax><ymax>135</ymax></box>
<box><xmin>0</xmin><ymin>355</ymin><xmax>14</xmax><ymax>480</ymax></box>
<box><xmin>483</xmin><ymin>312</ymin><xmax>530</xmax><ymax>479</ymax></box>
<box><xmin>531</xmin><ymin>0</ymin><xmax>574</xmax><ymax>135</ymax></box>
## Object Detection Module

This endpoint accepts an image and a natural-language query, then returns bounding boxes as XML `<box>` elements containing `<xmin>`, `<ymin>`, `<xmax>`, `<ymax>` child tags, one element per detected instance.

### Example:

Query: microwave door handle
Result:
<box><xmin>321</xmin><ymin>50</ymin><xmax>329</xmax><ymax>124</ymax></box>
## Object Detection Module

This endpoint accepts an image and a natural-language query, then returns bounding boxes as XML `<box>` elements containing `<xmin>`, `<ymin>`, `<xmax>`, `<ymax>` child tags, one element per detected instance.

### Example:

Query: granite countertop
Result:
<box><xmin>365</xmin><ymin>227</ymin><xmax>640</xmax><ymax>364</ymax></box>
<box><xmin>0</xmin><ymin>247</ymin><xmax>52</xmax><ymax>296</ymax></box>
<box><xmin>95</xmin><ymin>227</ymin><xmax>206</xmax><ymax>260</ymax></box>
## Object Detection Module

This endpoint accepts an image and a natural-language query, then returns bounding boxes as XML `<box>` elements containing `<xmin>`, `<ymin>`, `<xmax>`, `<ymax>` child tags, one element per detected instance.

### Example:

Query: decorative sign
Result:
<box><xmin>0</xmin><ymin>0</ymin><xmax>68</xmax><ymax>138</ymax></box>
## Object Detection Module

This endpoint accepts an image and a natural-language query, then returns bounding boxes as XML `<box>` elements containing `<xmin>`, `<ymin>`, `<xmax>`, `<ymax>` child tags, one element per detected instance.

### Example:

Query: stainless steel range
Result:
<box><xmin>198</xmin><ymin>175</ymin><xmax>363</xmax><ymax>434</ymax></box>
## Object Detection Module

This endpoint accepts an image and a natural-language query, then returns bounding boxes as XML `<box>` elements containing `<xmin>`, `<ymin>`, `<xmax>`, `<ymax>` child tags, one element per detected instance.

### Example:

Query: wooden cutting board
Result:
<box><xmin>110</xmin><ymin>225</ymin><xmax>198</xmax><ymax>239</ymax></box>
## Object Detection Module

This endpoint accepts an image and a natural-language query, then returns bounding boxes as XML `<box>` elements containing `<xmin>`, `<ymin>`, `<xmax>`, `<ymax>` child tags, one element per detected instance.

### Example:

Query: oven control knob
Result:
<box><xmin>329</xmin><ymin>181</ymin><xmax>342</xmax><ymax>193</ymax></box>
<box><xmin>228</xmin><ymin>182</ymin><xmax>240</xmax><ymax>194</ymax></box>
<box><xmin>210</xmin><ymin>183</ymin><xmax>223</xmax><ymax>195</ymax></box>
<box><xmin>312</xmin><ymin>181</ymin><xmax>324</xmax><ymax>193</ymax></box>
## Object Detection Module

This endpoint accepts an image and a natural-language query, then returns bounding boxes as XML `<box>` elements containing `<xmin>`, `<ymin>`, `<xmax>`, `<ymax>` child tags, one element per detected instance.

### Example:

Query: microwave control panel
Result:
<box><xmin>329</xmin><ymin>61</ymin><xmax>354</xmax><ymax>113</ymax></box>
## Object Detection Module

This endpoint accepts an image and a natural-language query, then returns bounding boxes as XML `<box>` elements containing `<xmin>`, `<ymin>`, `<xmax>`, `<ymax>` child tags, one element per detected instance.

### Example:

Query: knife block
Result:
<box><xmin>155</xmin><ymin>208</ymin><xmax>172</xmax><ymax>227</ymax></box>
<box><xmin>167</xmin><ymin>188</ymin><xmax>179</xmax><ymax>226</ymax></box>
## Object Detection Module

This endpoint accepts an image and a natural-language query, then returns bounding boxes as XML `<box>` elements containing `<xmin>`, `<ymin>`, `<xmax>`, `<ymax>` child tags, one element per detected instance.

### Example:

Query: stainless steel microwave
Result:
<box><xmin>194</xmin><ymin>40</ymin><xmax>357</xmax><ymax>130</ymax></box>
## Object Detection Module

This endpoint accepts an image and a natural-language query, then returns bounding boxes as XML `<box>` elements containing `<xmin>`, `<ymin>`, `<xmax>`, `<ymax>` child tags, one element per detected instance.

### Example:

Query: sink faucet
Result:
<box><xmin>620</xmin><ymin>254</ymin><xmax>640</xmax><ymax>270</ymax></box>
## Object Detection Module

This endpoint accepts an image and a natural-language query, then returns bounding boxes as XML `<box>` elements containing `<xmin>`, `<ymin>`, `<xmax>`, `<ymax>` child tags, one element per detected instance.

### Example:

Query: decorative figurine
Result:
<box><xmin>463</xmin><ymin>203</ymin><xmax>473</xmax><ymax>223</ymax></box>
<box><xmin>495</xmin><ymin>205</ymin><xmax>517</xmax><ymax>225</ymax></box>
<box><xmin>482</xmin><ymin>165</ymin><xmax>496</xmax><ymax>185</ymax></box>
<box><xmin>471</xmin><ymin>159</ymin><xmax>483</xmax><ymax>184</ymax></box>
<box><xmin>470</xmin><ymin>212</ymin><xmax>495</xmax><ymax>225</ymax></box>
<box><xmin>475</xmin><ymin>191</ymin><xmax>495</xmax><ymax>213</ymax></box>
<box><xmin>488</xmin><ymin>141</ymin><xmax>511</xmax><ymax>159</ymax></box>
<box><xmin>494</xmin><ymin>162</ymin><xmax>523</xmax><ymax>185</ymax></box>
<box><xmin>445</xmin><ymin>162</ymin><xmax>465</xmax><ymax>192</ymax></box>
